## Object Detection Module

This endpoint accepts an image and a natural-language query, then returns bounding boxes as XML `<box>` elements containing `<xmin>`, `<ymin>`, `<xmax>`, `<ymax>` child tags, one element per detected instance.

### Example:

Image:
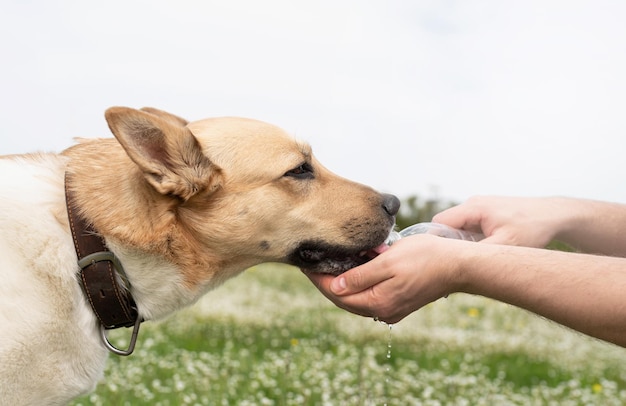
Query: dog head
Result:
<box><xmin>104</xmin><ymin>107</ymin><xmax>399</xmax><ymax>281</ymax></box>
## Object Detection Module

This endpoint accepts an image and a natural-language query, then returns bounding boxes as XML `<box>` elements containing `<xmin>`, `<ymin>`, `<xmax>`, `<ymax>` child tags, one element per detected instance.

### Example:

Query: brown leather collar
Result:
<box><xmin>65</xmin><ymin>173</ymin><xmax>142</xmax><ymax>354</ymax></box>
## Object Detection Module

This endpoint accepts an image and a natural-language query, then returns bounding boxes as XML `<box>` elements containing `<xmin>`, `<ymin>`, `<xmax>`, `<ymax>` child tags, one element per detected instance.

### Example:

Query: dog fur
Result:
<box><xmin>0</xmin><ymin>107</ymin><xmax>399</xmax><ymax>404</ymax></box>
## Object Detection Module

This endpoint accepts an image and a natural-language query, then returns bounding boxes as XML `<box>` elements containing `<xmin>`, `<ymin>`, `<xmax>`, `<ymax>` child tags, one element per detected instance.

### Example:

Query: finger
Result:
<box><xmin>433</xmin><ymin>203</ymin><xmax>483</xmax><ymax>233</ymax></box>
<box><xmin>478</xmin><ymin>234</ymin><xmax>509</xmax><ymax>245</ymax></box>
<box><xmin>330</xmin><ymin>256</ymin><xmax>393</xmax><ymax>296</ymax></box>
<box><xmin>302</xmin><ymin>270</ymin><xmax>376</xmax><ymax>317</ymax></box>
<box><xmin>302</xmin><ymin>271</ymin><xmax>335</xmax><ymax>295</ymax></box>
<box><xmin>478</xmin><ymin>229</ymin><xmax>531</xmax><ymax>247</ymax></box>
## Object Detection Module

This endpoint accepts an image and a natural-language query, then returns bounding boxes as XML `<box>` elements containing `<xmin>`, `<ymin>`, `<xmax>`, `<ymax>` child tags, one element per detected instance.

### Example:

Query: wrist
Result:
<box><xmin>440</xmin><ymin>239</ymin><xmax>482</xmax><ymax>296</ymax></box>
<box><xmin>548</xmin><ymin>197</ymin><xmax>583</xmax><ymax>241</ymax></box>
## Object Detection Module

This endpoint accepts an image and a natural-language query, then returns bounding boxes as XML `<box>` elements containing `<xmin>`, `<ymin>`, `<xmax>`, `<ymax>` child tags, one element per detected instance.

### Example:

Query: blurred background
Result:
<box><xmin>4</xmin><ymin>2</ymin><xmax>626</xmax><ymax>404</ymax></box>
<box><xmin>2</xmin><ymin>0</ymin><xmax>625</xmax><ymax>205</ymax></box>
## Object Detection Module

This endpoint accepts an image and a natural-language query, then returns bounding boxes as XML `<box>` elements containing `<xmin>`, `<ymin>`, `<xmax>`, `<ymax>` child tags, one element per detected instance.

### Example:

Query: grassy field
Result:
<box><xmin>71</xmin><ymin>264</ymin><xmax>626</xmax><ymax>405</ymax></box>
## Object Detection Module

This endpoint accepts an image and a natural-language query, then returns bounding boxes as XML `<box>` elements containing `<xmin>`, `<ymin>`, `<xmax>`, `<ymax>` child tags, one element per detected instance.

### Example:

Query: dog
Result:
<box><xmin>0</xmin><ymin>107</ymin><xmax>399</xmax><ymax>405</ymax></box>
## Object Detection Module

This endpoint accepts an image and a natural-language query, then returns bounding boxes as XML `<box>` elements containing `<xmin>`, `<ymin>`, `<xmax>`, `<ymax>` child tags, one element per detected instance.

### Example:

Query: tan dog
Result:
<box><xmin>0</xmin><ymin>107</ymin><xmax>399</xmax><ymax>405</ymax></box>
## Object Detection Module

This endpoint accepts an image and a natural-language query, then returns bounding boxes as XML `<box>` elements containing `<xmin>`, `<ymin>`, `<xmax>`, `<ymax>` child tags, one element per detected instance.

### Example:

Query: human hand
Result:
<box><xmin>304</xmin><ymin>235</ymin><xmax>465</xmax><ymax>324</ymax></box>
<box><xmin>433</xmin><ymin>196</ymin><xmax>565</xmax><ymax>248</ymax></box>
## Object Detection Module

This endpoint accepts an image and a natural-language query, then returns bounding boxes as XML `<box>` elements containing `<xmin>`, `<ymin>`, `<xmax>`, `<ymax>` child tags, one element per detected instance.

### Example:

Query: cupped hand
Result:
<box><xmin>304</xmin><ymin>235</ymin><xmax>464</xmax><ymax>324</ymax></box>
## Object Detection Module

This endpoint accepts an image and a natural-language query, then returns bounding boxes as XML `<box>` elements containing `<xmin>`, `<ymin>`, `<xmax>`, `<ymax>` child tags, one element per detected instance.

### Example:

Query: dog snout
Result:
<box><xmin>381</xmin><ymin>193</ymin><xmax>401</xmax><ymax>216</ymax></box>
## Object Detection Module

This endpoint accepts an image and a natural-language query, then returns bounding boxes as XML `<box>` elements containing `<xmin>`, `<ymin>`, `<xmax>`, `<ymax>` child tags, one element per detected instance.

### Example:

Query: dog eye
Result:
<box><xmin>284</xmin><ymin>162</ymin><xmax>314</xmax><ymax>179</ymax></box>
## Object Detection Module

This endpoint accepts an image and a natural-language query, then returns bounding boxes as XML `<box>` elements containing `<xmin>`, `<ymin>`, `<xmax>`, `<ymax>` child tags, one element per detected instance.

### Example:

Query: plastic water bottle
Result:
<box><xmin>385</xmin><ymin>222</ymin><xmax>484</xmax><ymax>245</ymax></box>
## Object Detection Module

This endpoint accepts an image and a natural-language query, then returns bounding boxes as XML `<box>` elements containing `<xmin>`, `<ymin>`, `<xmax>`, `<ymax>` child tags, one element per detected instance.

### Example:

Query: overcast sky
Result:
<box><xmin>2</xmin><ymin>1</ymin><xmax>625</xmax><ymax>204</ymax></box>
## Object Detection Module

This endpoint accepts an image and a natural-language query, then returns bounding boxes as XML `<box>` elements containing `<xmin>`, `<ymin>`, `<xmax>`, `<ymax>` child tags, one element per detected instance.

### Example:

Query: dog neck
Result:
<box><xmin>65</xmin><ymin>173</ymin><xmax>140</xmax><ymax>329</ymax></box>
<box><xmin>62</xmin><ymin>139</ymin><xmax>247</xmax><ymax>321</ymax></box>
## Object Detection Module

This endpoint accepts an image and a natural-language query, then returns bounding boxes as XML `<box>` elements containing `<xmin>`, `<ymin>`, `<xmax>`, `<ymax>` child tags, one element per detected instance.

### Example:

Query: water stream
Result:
<box><xmin>375</xmin><ymin>319</ymin><xmax>394</xmax><ymax>406</ymax></box>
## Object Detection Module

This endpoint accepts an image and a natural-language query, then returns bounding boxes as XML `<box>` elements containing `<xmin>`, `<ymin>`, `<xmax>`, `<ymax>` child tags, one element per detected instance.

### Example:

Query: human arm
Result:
<box><xmin>305</xmin><ymin>235</ymin><xmax>626</xmax><ymax>347</ymax></box>
<box><xmin>434</xmin><ymin>196</ymin><xmax>626</xmax><ymax>256</ymax></box>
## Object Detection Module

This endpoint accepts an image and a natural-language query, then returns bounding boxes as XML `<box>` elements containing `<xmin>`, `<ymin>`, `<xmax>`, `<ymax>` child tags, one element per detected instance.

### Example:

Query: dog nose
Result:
<box><xmin>381</xmin><ymin>193</ymin><xmax>401</xmax><ymax>216</ymax></box>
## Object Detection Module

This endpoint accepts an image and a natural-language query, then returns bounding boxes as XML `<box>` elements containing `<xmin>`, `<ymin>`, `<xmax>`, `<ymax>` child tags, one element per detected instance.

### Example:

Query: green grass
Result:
<box><xmin>71</xmin><ymin>264</ymin><xmax>626</xmax><ymax>405</ymax></box>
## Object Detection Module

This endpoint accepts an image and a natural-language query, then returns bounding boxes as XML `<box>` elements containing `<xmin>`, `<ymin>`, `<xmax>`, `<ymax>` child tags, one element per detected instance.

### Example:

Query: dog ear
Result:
<box><xmin>105</xmin><ymin>106</ymin><xmax>221</xmax><ymax>201</ymax></box>
<box><xmin>140</xmin><ymin>107</ymin><xmax>189</xmax><ymax>127</ymax></box>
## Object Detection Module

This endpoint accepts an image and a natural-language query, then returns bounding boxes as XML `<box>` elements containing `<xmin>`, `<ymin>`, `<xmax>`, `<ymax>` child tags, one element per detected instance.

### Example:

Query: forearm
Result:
<box><xmin>553</xmin><ymin>198</ymin><xmax>626</xmax><ymax>256</ymax></box>
<box><xmin>457</xmin><ymin>243</ymin><xmax>626</xmax><ymax>346</ymax></box>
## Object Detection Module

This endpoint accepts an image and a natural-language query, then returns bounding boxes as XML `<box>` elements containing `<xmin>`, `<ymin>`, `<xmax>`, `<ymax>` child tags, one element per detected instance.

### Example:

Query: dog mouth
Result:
<box><xmin>290</xmin><ymin>241</ymin><xmax>390</xmax><ymax>275</ymax></box>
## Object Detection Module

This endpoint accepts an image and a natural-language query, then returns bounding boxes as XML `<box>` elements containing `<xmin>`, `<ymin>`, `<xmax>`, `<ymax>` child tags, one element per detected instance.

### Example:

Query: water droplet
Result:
<box><xmin>374</xmin><ymin>320</ymin><xmax>394</xmax><ymax>406</ymax></box>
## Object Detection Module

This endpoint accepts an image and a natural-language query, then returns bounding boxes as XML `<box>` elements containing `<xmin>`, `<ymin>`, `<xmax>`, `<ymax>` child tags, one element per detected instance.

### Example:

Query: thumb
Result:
<box><xmin>330</xmin><ymin>259</ymin><xmax>390</xmax><ymax>296</ymax></box>
<box><xmin>433</xmin><ymin>203</ymin><xmax>483</xmax><ymax>233</ymax></box>
<box><xmin>330</xmin><ymin>274</ymin><xmax>347</xmax><ymax>294</ymax></box>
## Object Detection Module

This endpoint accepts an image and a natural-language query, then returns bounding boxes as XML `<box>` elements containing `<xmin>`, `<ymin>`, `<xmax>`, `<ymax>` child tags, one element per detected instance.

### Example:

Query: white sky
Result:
<box><xmin>1</xmin><ymin>0</ymin><xmax>625</xmax><ymax>204</ymax></box>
